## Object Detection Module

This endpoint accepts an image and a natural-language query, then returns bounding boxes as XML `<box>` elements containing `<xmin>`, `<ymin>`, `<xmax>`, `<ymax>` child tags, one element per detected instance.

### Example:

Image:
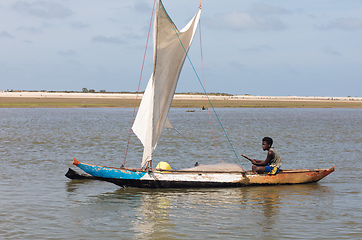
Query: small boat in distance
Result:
<box><xmin>66</xmin><ymin>0</ymin><xmax>334</xmax><ymax>188</ymax></box>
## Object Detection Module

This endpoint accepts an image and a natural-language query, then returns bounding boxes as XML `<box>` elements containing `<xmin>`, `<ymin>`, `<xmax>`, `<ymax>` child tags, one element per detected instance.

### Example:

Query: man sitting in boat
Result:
<box><xmin>242</xmin><ymin>137</ymin><xmax>282</xmax><ymax>174</ymax></box>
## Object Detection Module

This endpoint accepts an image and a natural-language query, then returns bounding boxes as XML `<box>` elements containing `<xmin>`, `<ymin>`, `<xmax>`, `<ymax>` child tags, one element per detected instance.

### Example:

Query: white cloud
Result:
<box><xmin>132</xmin><ymin>0</ymin><xmax>152</xmax><ymax>14</ymax></box>
<box><xmin>239</xmin><ymin>45</ymin><xmax>273</xmax><ymax>53</ymax></box>
<box><xmin>218</xmin><ymin>11</ymin><xmax>286</xmax><ymax>31</ymax></box>
<box><xmin>58</xmin><ymin>50</ymin><xmax>76</xmax><ymax>56</ymax></box>
<box><xmin>92</xmin><ymin>35</ymin><xmax>126</xmax><ymax>44</ymax></box>
<box><xmin>17</xmin><ymin>26</ymin><xmax>43</xmax><ymax>34</ymax></box>
<box><xmin>323</xmin><ymin>46</ymin><xmax>342</xmax><ymax>56</ymax></box>
<box><xmin>12</xmin><ymin>1</ymin><xmax>73</xmax><ymax>19</ymax></box>
<box><xmin>251</xmin><ymin>4</ymin><xmax>290</xmax><ymax>15</ymax></box>
<box><xmin>316</xmin><ymin>18</ymin><xmax>362</xmax><ymax>31</ymax></box>
<box><xmin>0</xmin><ymin>31</ymin><xmax>14</xmax><ymax>39</ymax></box>
<box><xmin>229</xmin><ymin>60</ymin><xmax>245</xmax><ymax>70</ymax></box>
<box><xmin>70</xmin><ymin>22</ymin><xmax>90</xmax><ymax>30</ymax></box>
<box><xmin>40</xmin><ymin>21</ymin><xmax>58</xmax><ymax>29</ymax></box>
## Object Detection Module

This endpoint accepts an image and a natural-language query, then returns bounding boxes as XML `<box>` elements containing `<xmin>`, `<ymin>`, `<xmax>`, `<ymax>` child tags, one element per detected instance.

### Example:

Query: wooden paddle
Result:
<box><xmin>241</xmin><ymin>154</ymin><xmax>253</xmax><ymax>162</ymax></box>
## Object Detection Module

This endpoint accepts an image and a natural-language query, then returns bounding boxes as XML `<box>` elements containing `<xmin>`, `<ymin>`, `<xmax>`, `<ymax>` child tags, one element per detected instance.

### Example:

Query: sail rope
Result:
<box><xmin>172</xmin><ymin>127</ymin><xmax>220</xmax><ymax>160</ymax></box>
<box><xmin>198</xmin><ymin>18</ymin><xmax>224</xmax><ymax>163</ymax></box>
<box><xmin>123</xmin><ymin>0</ymin><xmax>157</xmax><ymax>167</ymax></box>
<box><xmin>163</xmin><ymin>2</ymin><xmax>242</xmax><ymax>166</ymax></box>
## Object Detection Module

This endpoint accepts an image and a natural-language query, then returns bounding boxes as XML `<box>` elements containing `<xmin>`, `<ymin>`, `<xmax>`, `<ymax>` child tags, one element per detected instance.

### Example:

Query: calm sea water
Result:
<box><xmin>0</xmin><ymin>108</ymin><xmax>361</xmax><ymax>239</ymax></box>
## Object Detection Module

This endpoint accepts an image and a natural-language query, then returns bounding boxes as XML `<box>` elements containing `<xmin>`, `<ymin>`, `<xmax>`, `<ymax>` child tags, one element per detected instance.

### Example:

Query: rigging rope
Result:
<box><xmin>173</xmin><ymin>127</ymin><xmax>220</xmax><ymax>161</ymax></box>
<box><xmin>198</xmin><ymin>18</ymin><xmax>224</xmax><ymax>162</ymax></box>
<box><xmin>163</xmin><ymin>2</ymin><xmax>242</xmax><ymax>166</ymax></box>
<box><xmin>123</xmin><ymin>0</ymin><xmax>157</xmax><ymax>167</ymax></box>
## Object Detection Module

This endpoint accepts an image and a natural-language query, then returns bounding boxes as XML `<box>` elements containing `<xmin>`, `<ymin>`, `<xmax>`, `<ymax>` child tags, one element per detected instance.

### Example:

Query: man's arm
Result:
<box><xmin>252</xmin><ymin>150</ymin><xmax>275</xmax><ymax>166</ymax></box>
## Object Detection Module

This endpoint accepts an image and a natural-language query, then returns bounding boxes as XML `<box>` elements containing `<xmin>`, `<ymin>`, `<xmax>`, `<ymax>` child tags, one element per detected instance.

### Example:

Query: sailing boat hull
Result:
<box><xmin>69</xmin><ymin>159</ymin><xmax>334</xmax><ymax>188</ymax></box>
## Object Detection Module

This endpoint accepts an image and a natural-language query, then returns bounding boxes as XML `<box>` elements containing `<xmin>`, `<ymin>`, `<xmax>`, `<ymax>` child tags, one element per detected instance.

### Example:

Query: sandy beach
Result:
<box><xmin>0</xmin><ymin>91</ymin><xmax>361</xmax><ymax>108</ymax></box>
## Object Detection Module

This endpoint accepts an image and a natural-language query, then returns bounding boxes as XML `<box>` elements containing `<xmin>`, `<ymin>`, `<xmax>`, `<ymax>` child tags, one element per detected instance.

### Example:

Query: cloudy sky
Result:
<box><xmin>1</xmin><ymin>0</ymin><xmax>361</xmax><ymax>96</ymax></box>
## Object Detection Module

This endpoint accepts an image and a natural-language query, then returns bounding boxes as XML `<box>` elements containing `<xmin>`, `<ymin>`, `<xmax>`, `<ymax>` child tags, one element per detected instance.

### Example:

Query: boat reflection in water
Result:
<box><xmin>65</xmin><ymin>183</ymin><xmax>332</xmax><ymax>239</ymax></box>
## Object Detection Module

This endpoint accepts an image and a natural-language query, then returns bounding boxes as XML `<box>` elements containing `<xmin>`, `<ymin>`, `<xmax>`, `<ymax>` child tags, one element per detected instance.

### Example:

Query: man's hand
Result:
<box><xmin>241</xmin><ymin>154</ymin><xmax>256</xmax><ymax>165</ymax></box>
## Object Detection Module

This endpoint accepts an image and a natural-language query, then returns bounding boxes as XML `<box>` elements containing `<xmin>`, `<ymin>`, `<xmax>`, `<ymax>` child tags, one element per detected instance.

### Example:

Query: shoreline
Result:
<box><xmin>1</xmin><ymin>92</ymin><xmax>361</xmax><ymax>108</ymax></box>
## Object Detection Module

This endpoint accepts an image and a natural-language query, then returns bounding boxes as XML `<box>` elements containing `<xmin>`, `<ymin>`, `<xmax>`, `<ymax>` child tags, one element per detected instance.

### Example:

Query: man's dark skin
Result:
<box><xmin>241</xmin><ymin>141</ymin><xmax>275</xmax><ymax>174</ymax></box>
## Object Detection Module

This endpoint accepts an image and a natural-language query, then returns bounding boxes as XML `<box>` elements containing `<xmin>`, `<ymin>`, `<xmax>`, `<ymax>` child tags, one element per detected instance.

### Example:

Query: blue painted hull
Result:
<box><xmin>77</xmin><ymin>162</ymin><xmax>147</xmax><ymax>180</ymax></box>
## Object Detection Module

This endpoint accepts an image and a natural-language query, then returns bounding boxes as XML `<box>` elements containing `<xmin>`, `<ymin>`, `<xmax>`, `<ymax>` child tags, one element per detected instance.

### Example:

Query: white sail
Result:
<box><xmin>132</xmin><ymin>0</ymin><xmax>201</xmax><ymax>167</ymax></box>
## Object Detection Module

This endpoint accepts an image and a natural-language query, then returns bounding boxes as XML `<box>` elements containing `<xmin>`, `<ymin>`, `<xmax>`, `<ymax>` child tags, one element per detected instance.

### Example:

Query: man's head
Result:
<box><xmin>262</xmin><ymin>137</ymin><xmax>273</xmax><ymax>151</ymax></box>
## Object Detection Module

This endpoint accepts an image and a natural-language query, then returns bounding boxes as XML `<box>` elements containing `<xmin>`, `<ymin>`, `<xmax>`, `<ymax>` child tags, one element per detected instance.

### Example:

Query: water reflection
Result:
<box><xmin>66</xmin><ymin>179</ymin><xmax>92</xmax><ymax>193</ymax></box>
<box><xmin>65</xmin><ymin>181</ymin><xmax>332</xmax><ymax>239</ymax></box>
<box><xmin>133</xmin><ymin>191</ymin><xmax>175</xmax><ymax>239</ymax></box>
<box><xmin>241</xmin><ymin>186</ymin><xmax>281</xmax><ymax>230</ymax></box>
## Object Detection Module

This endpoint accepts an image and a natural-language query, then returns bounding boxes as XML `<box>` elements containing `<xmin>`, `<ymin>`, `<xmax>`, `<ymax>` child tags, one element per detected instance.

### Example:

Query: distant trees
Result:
<box><xmin>82</xmin><ymin>88</ymin><xmax>105</xmax><ymax>93</ymax></box>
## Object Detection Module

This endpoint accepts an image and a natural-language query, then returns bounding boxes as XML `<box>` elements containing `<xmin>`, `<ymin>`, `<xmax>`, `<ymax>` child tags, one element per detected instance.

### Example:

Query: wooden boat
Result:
<box><xmin>68</xmin><ymin>159</ymin><xmax>334</xmax><ymax>188</ymax></box>
<box><xmin>67</xmin><ymin>0</ymin><xmax>334</xmax><ymax>188</ymax></box>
